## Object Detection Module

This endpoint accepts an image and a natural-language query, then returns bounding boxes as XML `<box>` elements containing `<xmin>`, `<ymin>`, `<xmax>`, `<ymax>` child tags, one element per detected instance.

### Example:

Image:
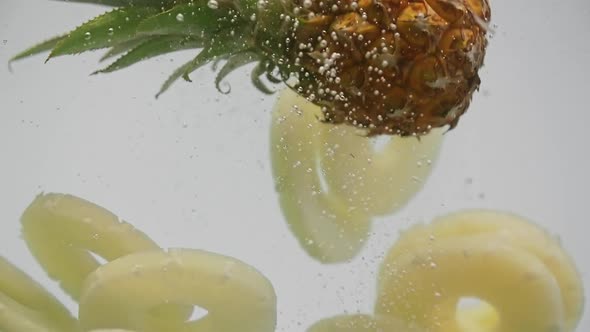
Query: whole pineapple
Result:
<box><xmin>13</xmin><ymin>0</ymin><xmax>490</xmax><ymax>136</ymax></box>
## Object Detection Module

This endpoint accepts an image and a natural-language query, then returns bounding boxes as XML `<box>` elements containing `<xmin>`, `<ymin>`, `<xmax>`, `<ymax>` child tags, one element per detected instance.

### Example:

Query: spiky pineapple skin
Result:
<box><xmin>281</xmin><ymin>0</ymin><xmax>490</xmax><ymax>136</ymax></box>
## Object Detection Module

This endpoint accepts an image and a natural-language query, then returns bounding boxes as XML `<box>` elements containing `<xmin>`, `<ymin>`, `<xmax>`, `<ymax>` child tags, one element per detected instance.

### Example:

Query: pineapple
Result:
<box><xmin>12</xmin><ymin>0</ymin><xmax>490</xmax><ymax>136</ymax></box>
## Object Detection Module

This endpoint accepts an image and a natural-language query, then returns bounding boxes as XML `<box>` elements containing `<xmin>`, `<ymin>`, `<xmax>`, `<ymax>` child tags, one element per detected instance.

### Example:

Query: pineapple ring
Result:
<box><xmin>0</xmin><ymin>256</ymin><xmax>78</xmax><ymax>332</ymax></box>
<box><xmin>376</xmin><ymin>210</ymin><xmax>584</xmax><ymax>332</ymax></box>
<box><xmin>271</xmin><ymin>89</ymin><xmax>442</xmax><ymax>262</ymax></box>
<box><xmin>78</xmin><ymin>249</ymin><xmax>277</xmax><ymax>332</ymax></box>
<box><xmin>88</xmin><ymin>329</ymin><xmax>136</xmax><ymax>332</ymax></box>
<box><xmin>307</xmin><ymin>313</ymin><xmax>424</xmax><ymax>331</ymax></box>
<box><xmin>378</xmin><ymin>234</ymin><xmax>564</xmax><ymax>332</ymax></box>
<box><xmin>20</xmin><ymin>193</ymin><xmax>193</xmax><ymax>321</ymax></box>
<box><xmin>385</xmin><ymin>210</ymin><xmax>584</xmax><ymax>331</ymax></box>
<box><xmin>278</xmin><ymin>88</ymin><xmax>444</xmax><ymax>217</ymax></box>
<box><xmin>319</xmin><ymin>111</ymin><xmax>444</xmax><ymax>217</ymax></box>
<box><xmin>271</xmin><ymin>89</ymin><xmax>372</xmax><ymax>263</ymax></box>
<box><xmin>306</xmin><ymin>309</ymin><xmax>499</xmax><ymax>332</ymax></box>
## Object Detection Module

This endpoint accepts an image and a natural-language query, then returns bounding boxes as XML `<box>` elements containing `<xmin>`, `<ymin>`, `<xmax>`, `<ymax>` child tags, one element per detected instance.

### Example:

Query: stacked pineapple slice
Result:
<box><xmin>2</xmin><ymin>193</ymin><xmax>277</xmax><ymax>332</ymax></box>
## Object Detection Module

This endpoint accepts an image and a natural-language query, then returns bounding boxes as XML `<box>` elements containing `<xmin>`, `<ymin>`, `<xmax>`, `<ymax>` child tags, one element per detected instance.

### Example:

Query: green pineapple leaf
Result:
<box><xmin>251</xmin><ymin>61</ymin><xmax>275</xmax><ymax>95</ymax></box>
<box><xmin>94</xmin><ymin>36</ymin><xmax>203</xmax><ymax>74</ymax></box>
<box><xmin>265</xmin><ymin>64</ymin><xmax>283</xmax><ymax>83</ymax></box>
<box><xmin>215</xmin><ymin>51</ymin><xmax>259</xmax><ymax>93</ymax></box>
<box><xmin>9</xmin><ymin>35</ymin><xmax>66</xmax><ymax>64</ymax></box>
<box><xmin>99</xmin><ymin>37</ymin><xmax>153</xmax><ymax>61</ymax></box>
<box><xmin>48</xmin><ymin>7</ymin><xmax>160</xmax><ymax>59</ymax></box>
<box><xmin>156</xmin><ymin>30</ymin><xmax>254</xmax><ymax>97</ymax></box>
<box><xmin>55</xmin><ymin>0</ymin><xmax>173</xmax><ymax>7</ymax></box>
<box><xmin>136</xmin><ymin>3</ymin><xmax>233</xmax><ymax>38</ymax></box>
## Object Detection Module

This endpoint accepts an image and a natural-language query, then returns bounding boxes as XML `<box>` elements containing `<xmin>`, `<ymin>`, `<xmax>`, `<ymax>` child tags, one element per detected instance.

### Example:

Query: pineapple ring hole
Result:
<box><xmin>184</xmin><ymin>306</ymin><xmax>209</xmax><ymax>323</ymax></box>
<box><xmin>88</xmin><ymin>251</ymin><xmax>109</xmax><ymax>265</ymax></box>
<box><xmin>455</xmin><ymin>297</ymin><xmax>500</xmax><ymax>331</ymax></box>
<box><xmin>457</xmin><ymin>296</ymin><xmax>486</xmax><ymax>310</ymax></box>
<box><xmin>370</xmin><ymin>135</ymin><xmax>394</xmax><ymax>153</ymax></box>
<box><xmin>148</xmin><ymin>304</ymin><xmax>209</xmax><ymax>323</ymax></box>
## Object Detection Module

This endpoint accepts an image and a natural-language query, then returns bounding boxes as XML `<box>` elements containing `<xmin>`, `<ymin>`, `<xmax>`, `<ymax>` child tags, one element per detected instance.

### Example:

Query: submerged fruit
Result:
<box><xmin>307</xmin><ymin>313</ymin><xmax>423</xmax><ymax>331</ymax></box>
<box><xmin>12</xmin><ymin>0</ymin><xmax>490</xmax><ymax>136</ymax></box>
<box><xmin>3</xmin><ymin>193</ymin><xmax>278</xmax><ymax>331</ymax></box>
<box><xmin>21</xmin><ymin>193</ymin><xmax>161</xmax><ymax>300</ymax></box>
<box><xmin>0</xmin><ymin>257</ymin><xmax>78</xmax><ymax>332</ymax></box>
<box><xmin>377</xmin><ymin>210</ymin><xmax>584</xmax><ymax>332</ymax></box>
<box><xmin>79</xmin><ymin>249</ymin><xmax>277</xmax><ymax>332</ymax></box>
<box><xmin>271</xmin><ymin>89</ymin><xmax>442</xmax><ymax>263</ymax></box>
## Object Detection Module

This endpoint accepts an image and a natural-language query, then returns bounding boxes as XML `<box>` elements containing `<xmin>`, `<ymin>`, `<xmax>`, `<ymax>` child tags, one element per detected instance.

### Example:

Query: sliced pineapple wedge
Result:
<box><xmin>376</xmin><ymin>210</ymin><xmax>584</xmax><ymax>332</ymax></box>
<box><xmin>271</xmin><ymin>89</ymin><xmax>372</xmax><ymax>263</ymax></box>
<box><xmin>78</xmin><ymin>249</ymin><xmax>277</xmax><ymax>332</ymax></box>
<box><xmin>20</xmin><ymin>193</ymin><xmax>193</xmax><ymax>323</ymax></box>
<box><xmin>0</xmin><ymin>257</ymin><xmax>78</xmax><ymax>332</ymax></box>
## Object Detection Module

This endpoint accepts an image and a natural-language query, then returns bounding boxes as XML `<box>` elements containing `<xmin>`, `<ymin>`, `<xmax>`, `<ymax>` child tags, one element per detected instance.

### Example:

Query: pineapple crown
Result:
<box><xmin>11</xmin><ymin>0</ymin><xmax>492</xmax><ymax>137</ymax></box>
<box><xmin>10</xmin><ymin>0</ymin><xmax>294</xmax><ymax>97</ymax></box>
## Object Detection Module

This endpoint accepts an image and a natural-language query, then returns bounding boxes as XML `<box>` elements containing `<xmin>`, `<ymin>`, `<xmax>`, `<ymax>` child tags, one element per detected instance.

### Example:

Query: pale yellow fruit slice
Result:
<box><xmin>307</xmin><ymin>313</ymin><xmax>424</xmax><ymax>331</ymax></box>
<box><xmin>320</xmin><ymin>119</ymin><xmax>444</xmax><ymax>217</ymax></box>
<box><xmin>78</xmin><ymin>249</ymin><xmax>277</xmax><ymax>332</ymax></box>
<box><xmin>20</xmin><ymin>193</ymin><xmax>160</xmax><ymax>300</ymax></box>
<box><xmin>0</xmin><ymin>256</ymin><xmax>78</xmax><ymax>332</ymax></box>
<box><xmin>376</xmin><ymin>234</ymin><xmax>566</xmax><ymax>332</ymax></box>
<box><xmin>20</xmin><ymin>193</ymin><xmax>193</xmax><ymax>323</ymax></box>
<box><xmin>383</xmin><ymin>210</ymin><xmax>584</xmax><ymax>331</ymax></box>
<box><xmin>271</xmin><ymin>89</ymin><xmax>371</xmax><ymax>263</ymax></box>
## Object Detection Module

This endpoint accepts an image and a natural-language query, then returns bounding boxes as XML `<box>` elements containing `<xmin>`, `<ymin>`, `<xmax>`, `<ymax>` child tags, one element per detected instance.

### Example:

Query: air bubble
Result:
<box><xmin>107</xmin><ymin>27</ymin><xmax>114</xmax><ymax>35</ymax></box>
<box><xmin>84</xmin><ymin>32</ymin><xmax>92</xmax><ymax>40</ymax></box>
<box><xmin>176</xmin><ymin>13</ymin><xmax>185</xmax><ymax>21</ymax></box>
<box><xmin>207</xmin><ymin>0</ymin><xmax>219</xmax><ymax>9</ymax></box>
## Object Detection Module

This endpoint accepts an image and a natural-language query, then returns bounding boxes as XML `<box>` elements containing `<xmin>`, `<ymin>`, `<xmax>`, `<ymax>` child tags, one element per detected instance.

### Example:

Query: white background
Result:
<box><xmin>1</xmin><ymin>0</ymin><xmax>589</xmax><ymax>330</ymax></box>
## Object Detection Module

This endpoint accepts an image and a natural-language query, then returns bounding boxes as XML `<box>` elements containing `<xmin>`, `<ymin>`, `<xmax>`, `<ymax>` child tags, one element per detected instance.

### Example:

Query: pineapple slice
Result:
<box><xmin>307</xmin><ymin>313</ymin><xmax>423</xmax><ymax>331</ymax></box>
<box><xmin>271</xmin><ymin>89</ymin><xmax>441</xmax><ymax>263</ymax></box>
<box><xmin>20</xmin><ymin>193</ymin><xmax>161</xmax><ymax>300</ymax></box>
<box><xmin>271</xmin><ymin>89</ymin><xmax>372</xmax><ymax>263</ymax></box>
<box><xmin>20</xmin><ymin>193</ymin><xmax>193</xmax><ymax>322</ymax></box>
<box><xmin>0</xmin><ymin>257</ymin><xmax>78</xmax><ymax>332</ymax></box>
<box><xmin>78</xmin><ymin>249</ymin><xmax>277</xmax><ymax>332</ymax></box>
<box><xmin>376</xmin><ymin>210</ymin><xmax>584</xmax><ymax>332</ymax></box>
<box><xmin>319</xmin><ymin>113</ymin><xmax>444</xmax><ymax>217</ymax></box>
<box><xmin>307</xmin><ymin>309</ymin><xmax>501</xmax><ymax>332</ymax></box>
<box><xmin>88</xmin><ymin>330</ymin><xmax>137</xmax><ymax>332</ymax></box>
<box><xmin>386</xmin><ymin>209</ymin><xmax>584</xmax><ymax>331</ymax></box>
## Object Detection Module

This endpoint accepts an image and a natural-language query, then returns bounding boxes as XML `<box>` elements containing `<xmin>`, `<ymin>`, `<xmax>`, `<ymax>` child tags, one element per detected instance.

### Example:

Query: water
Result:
<box><xmin>1</xmin><ymin>0</ymin><xmax>589</xmax><ymax>331</ymax></box>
